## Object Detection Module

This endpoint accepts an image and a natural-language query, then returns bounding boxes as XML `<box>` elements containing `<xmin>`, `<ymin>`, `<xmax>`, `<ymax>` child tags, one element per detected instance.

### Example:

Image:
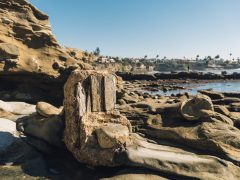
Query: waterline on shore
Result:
<box><xmin>143</xmin><ymin>81</ymin><xmax>240</xmax><ymax>96</ymax></box>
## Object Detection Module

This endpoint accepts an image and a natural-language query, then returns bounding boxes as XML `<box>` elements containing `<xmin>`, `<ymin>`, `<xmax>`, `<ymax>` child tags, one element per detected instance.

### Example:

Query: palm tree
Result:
<box><xmin>196</xmin><ymin>55</ymin><xmax>200</xmax><ymax>61</ymax></box>
<box><xmin>215</xmin><ymin>55</ymin><xmax>220</xmax><ymax>60</ymax></box>
<box><xmin>207</xmin><ymin>56</ymin><xmax>212</xmax><ymax>60</ymax></box>
<box><xmin>94</xmin><ymin>47</ymin><xmax>100</xmax><ymax>56</ymax></box>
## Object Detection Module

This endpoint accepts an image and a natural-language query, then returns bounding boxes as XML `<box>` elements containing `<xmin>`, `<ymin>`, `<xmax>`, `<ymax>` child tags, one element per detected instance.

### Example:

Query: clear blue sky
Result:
<box><xmin>29</xmin><ymin>0</ymin><xmax>240</xmax><ymax>59</ymax></box>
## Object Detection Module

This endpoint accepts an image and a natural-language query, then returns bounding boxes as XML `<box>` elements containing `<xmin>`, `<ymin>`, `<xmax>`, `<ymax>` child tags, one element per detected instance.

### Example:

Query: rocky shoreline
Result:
<box><xmin>117</xmin><ymin>71</ymin><xmax>240</xmax><ymax>81</ymax></box>
<box><xmin>1</xmin><ymin>71</ymin><xmax>240</xmax><ymax>179</ymax></box>
<box><xmin>1</xmin><ymin>0</ymin><xmax>240</xmax><ymax>179</ymax></box>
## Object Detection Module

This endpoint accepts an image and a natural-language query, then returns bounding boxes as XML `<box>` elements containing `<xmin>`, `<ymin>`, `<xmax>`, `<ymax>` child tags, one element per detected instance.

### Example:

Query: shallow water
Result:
<box><xmin>145</xmin><ymin>81</ymin><xmax>240</xmax><ymax>96</ymax></box>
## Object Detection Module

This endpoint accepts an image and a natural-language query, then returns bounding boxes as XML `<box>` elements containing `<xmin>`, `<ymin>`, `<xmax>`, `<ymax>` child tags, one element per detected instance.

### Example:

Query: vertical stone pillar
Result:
<box><xmin>90</xmin><ymin>75</ymin><xmax>104</xmax><ymax>112</ymax></box>
<box><xmin>104</xmin><ymin>75</ymin><xmax>116</xmax><ymax>111</ymax></box>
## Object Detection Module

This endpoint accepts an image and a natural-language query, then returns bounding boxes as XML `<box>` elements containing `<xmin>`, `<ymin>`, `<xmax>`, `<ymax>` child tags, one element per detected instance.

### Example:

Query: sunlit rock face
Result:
<box><xmin>0</xmin><ymin>0</ymin><xmax>93</xmax><ymax>105</ymax></box>
<box><xmin>63</xmin><ymin>70</ymin><xmax>132</xmax><ymax>166</ymax></box>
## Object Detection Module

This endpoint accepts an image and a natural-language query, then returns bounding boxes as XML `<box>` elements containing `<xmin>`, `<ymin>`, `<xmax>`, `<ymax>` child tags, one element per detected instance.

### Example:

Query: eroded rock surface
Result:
<box><xmin>64</xmin><ymin>70</ymin><xmax>131</xmax><ymax>166</ymax></box>
<box><xmin>180</xmin><ymin>94</ymin><xmax>214</xmax><ymax>121</ymax></box>
<box><xmin>115</xmin><ymin>134</ymin><xmax>240</xmax><ymax>180</ymax></box>
<box><xmin>0</xmin><ymin>0</ymin><xmax>91</xmax><ymax>76</ymax></box>
<box><xmin>16</xmin><ymin>113</ymin><xmax>64</xmax><ymax>148</ymax></box>
<box><xmin>0</xmin><ymin>0</ymin><xmax>94</xmax><ymax>106</ymax></box>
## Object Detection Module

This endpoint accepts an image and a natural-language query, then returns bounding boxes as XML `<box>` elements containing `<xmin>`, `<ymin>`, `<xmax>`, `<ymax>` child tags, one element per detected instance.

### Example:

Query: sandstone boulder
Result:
<box><xmin>16</xmin><ymin>114</ymin><xmax>64</xmax><ymax>147</ymax></box>
<box><xmin>64</xmin><ymin>70</ymin><xmax>131</xmax><ymax>166</ymax></box>
<box><xmin>36</xmin><ymin>101</ymin><xmax>62</xmax><ymax>117</ymax></box>
<box><xmin>180</xmin><ymin>94</ymin><xmax>214</xmax><ymax>121</ymax></box>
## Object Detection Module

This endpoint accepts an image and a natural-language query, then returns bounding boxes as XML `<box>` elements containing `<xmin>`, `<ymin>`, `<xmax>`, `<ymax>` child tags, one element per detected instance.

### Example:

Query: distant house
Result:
<box><xmin>147</xmin><ymin>66</ymin><xmax>154</xmax><ymax>71</ymax></box>
<box><xmin>98</xmin><ymin>57</ymin><xmax>108</xmax><ymax>63</ymax></box>
<box><xmin>109</xmin><ymin>58</ymin><xmax>115</xmax><ymax>63</ymax></box>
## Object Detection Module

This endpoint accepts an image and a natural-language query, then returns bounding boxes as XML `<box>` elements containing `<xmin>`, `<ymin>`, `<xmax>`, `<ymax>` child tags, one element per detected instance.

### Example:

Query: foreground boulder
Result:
<box><xmin>64</xmin><ymin>70</ymin><xmax>131</xmax><ymax>166</ymax></box>
<box><xmin>180</xmin><ymin>94</ymin><xmax>214</xmax><ymax>120</ymax></box>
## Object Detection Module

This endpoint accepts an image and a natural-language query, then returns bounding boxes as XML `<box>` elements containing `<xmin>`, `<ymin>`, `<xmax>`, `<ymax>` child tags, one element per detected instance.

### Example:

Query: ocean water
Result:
<box><xmin>145</xmin><ymin>81</ymin><xmax>240</xmax><ymax>96</ymax></box>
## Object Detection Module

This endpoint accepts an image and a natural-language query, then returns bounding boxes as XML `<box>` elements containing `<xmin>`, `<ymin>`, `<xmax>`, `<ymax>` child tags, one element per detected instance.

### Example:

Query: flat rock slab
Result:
<box><xmin>114</xmin><ymin>134</ymin><xmax>240</xmax><ymax>180</ymax></box>
<box><xmin>0</xmin><ymin>100</ymin><xmax>36</xmax><ymax>115</ymax></box>
<box><xmin>143</xmin><ymin>121</ymin><xmax>240</xmax><ymax>164</ymax></box>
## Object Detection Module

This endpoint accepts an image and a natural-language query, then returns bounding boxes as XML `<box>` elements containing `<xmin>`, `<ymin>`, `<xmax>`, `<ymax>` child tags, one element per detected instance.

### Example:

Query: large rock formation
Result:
<box><xmin>0</xmin><ymin>0</ymin><xmax>93</xmax><ymax>105</ymax></box>
<box><xmin>0</xmin><ymin>0</ymin><xmax>91</xmax><ymax>76</ymax></box>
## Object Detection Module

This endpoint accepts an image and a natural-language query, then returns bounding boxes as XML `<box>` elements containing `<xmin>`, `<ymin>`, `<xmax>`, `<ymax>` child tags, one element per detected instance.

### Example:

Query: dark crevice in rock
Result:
<box><xmin>0</xmin><ymin>71</ymin><xmax>73</xmax><ymax>106</ymax></box>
